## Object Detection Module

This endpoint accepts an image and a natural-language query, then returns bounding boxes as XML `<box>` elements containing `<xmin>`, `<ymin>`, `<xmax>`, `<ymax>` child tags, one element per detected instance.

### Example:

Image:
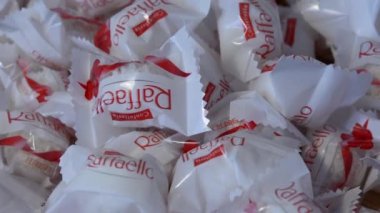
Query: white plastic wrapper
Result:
<box><xmin>315</xmin><ymin>187</ymin><xmax>361</xmax><ymax>212</ymax></box>
<box><xmin>93</xmin><ymin>0</ymin><xmax>211</xmax><ymax>59</ymax></box>
<box><xmin>205</xmin><ymin>90</ymin><xmax>308</xmax><ymax>144</ymax></box>
<box><xmin>0</xmin><ymin>111</ymin><xmax>75</xmax><ymax>186</ymax></box>
<box><xmin>298</xmin><ymin>0</ymin><xmax>380</xmax><ymax>96</ymax></box>
<box><xmin>0</xmin><ymin>0</ymin><xmax>19</xmax><ymax>19</ymax></box>
<box><xmin>0</xmin><ymin>57</ymin><xmax>67</xmax><ymax>112</ymax></box>
<box><xmin>36</xmin><ymin>91</ymin><xmax>76</xmax><ymax>127</ymax></box>
<box><xmin>70</xmin><ymin>29</ymin><xmax>209</xmax><ymax>149</ymax></box>
<box><xmin>45</xmin><ymin>145</ymin><xmax>168</xmax><ymax>213</ymax></box>
<box><xmin>298</xmin><ymin>0</ymin><xmax>380</xmax><ymax>70</ymax></box>
<box><xmin>169</xmin><ymin>131</ymin><xmax>321</xmax><ymax>212</ymax></box>
<box><xmin>279</xmin><ymin>6</ymin><xmax>317</xmax><ymax>57</ymax></box>
<box><xmin>303</xmin><ymin>108</ymin><xmax>377</xmax><ymax>194</ymax></box>
<box><xmin>103</xmin><ymin>129</ymin><xmax>182</xmax><ymax>176</ymax></box>
<box><xmin>212</xmin><ymin>0</ymin><xmax>283</xmax><ymax>82</ymax></box>
<box><xmin>1</xmin><ymin>0</ymin><xmax>70</xmax><ymax>69</ymax></box>
<box><xmin>190</xmin><ymin>33</ymin><xmax>233</xmax><ymax>110</ymax></box>
<box><xmin>194</xmin><ymin>8</ymin><xmax>219</xmax><ymax>52</ymax></box>
<box><xmin>0</xmin><ymin>173</ymin><xmax>48</xmax><ymax>213</ymax></box>
<box><xmin>250</xmin><ymin>55</ymin><xmax>372</xmax><ymax>128</ymax></box>
<box><xmin>44</xmin><ymin>0</ymin><xmax>133</xmax><ymax>18</ymax></box>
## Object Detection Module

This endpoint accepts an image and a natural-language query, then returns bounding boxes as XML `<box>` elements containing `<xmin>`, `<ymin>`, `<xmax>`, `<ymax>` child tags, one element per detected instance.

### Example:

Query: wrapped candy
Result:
<box><xmin>1</xmin><ymin>0</ymin><xmax>71</xmax><ymax>69</ymax></box>
<box><xmin>45</xmin><ymin>145</ymin><xmax>168</xmax><ymax>213</ymax></box>
<box><xmin>169</xmin><ymin>131</ymin><xmax>321</xmax><ymax>212</ymax></box>
<box><xmin>212</xmin><ymin>0</ymin><xmax>283</xmax><ymax>82</ymax></box>
<box><xmin>93</xmin><ymin>0</ymin><xmax>211</xmax><ymax>59</ymax></box>
<box><xmin>0</xmin><ymin>111</ymin><xmax>75</xmax><ymax>185</ymax></box>
<box><xmin>70</xmin><ymin>28</ymin><xmax>210</xmax><ymax>149</ymax></box>
<box><xmin>250</xmin><ymin>55</ymin><xmax>372</xmax><ymax>128</ymax></box>
<box><xmin>0</xmin><ymin>57</ymin><xmax>67</xmax><ymax>111</ymax></box>
<box><xmin>103</xmin><ymin>129</ymin><xmax>181</xmax><ymax>176</ymax></box>
<box><xmin>279</xmin><ymin>6</ymin><xmax>317</xmax><ymax>57</ymax></box>
<box><xmin>204</xmin><ymin>90</ymin><xmax>308</xmax><ymax>144</ymax></box>
<box><xmin>298</xmin><ymin>0</ymin><xmax>380</xmax><ymax>96</ymax></box>
<box><xmin>302</xmin><ymin>108</ymin><xmax>379</xmax><ymax>194</ymax></box>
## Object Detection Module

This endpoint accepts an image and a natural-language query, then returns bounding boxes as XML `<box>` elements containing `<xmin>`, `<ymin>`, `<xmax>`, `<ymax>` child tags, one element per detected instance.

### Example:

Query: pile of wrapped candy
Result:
<box><xmin>2</xmin><ymin>0</ymin><xmax>380</xmax><ymax>212</ymax></box>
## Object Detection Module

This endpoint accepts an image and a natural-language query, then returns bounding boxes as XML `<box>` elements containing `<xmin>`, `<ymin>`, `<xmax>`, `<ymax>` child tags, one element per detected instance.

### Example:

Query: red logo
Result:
<box><xmin>338</xmin><ymin>120</ymin><xmax>373</xmax><ymax>188</ymax></box>
<box><xmin>194</xmin><ymin>145</ymin><xmax>225</xmax><ymax>167</ymax></box>
<box><xmin>110</xmin><ymin>109</ymin><xmax>153</xmax><ymax>121</ymax></box>
<box><xmin>203</xmin><ymin>83</ymin><xmax>216</xmax><ymax>102</ymax></box>
<box><xmin>239</xmin><ymin>3</ymin><xmax>256</xmax><ymax>40</ymax></box>
<box><xmin>359</xmin><ymin>41</ymin><xmax>380</xmax><ymax>58</ymax></box>
<box><xmin>284</xmin><ymin>18</ymin><xmax>297</xmax><ymax>46</ymax></box>
<box><xmin>133</xmin><ymin>9</ymin><xmax>168</xmax><ymax>36</ymax></box>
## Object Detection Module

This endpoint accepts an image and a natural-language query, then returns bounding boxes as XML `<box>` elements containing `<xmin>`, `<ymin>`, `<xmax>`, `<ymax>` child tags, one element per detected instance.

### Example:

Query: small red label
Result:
<box><xmin>284</xmin><ymin>18</ymin><xmax>297</xmax><ymax>46</ymax></box>
<box><xmin>203</xmin><ymin>83</ymin><xmax>216</xmax><ymax>102</ymax></box>
<box><xmin>110</xmin><ymin>109</ymin><xmax>153</xmax><ymax>121</ymax></box>
<box><xmin>239</xmin><ymin>3</ymin><xmax>256</xmax><ymax>40</ymax></box>
<box><xmin>194</xmin><ymin>145</ymin><xmax>224</xmax><ymax>167</ymax></box>
<box><xmin>132</xmin><ymin>9</ymin><xmax>168</xmax><ymax>37</ymax></box>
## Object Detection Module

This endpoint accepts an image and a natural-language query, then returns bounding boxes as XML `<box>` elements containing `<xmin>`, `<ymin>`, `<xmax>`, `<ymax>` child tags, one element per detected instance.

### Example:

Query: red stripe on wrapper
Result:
<box><xmin>239</xmin><ymin>3</ymin><xmax>256</xmax><ymax>40</ymax></box>
<box><xmin>194</xmin><ymin>145</ymin><xmax>225</xmax><ymax>167</ymax></box>
<box><xmin>132</xmin><ymin>9</ymin><xmax>168</xmax><ymax>37</ymax></box>
<box><xmin>110</xmin><ymin>109</ymin><xmax>153</xmax><ymax>121</ymax></box>
<box><xmin>145</xmin><ymin>55</ymin><xmax>190</xmax><ymax>77</ymax></box>
<box><xmin>284</xmin><ymin>18</ymin><xmax>297</xmax><ymax>46</ymax></box>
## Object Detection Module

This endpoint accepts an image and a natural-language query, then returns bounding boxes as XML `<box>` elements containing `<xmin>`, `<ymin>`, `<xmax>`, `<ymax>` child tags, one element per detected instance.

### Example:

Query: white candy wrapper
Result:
<box><xmin>1</xmin><ymin>0</ymin><xmax>70</xmax><ymax>69</ymax></box>
<box><xmin>212</xmin><ymin>0</ymin><xmax>283</xmax><ymax>82</ymax></box>
<box><xmin>0</xmin><ymin>57</ymin><xmax>67</xmax><ymax>112</ymax></box>
<box><xmin>302</xmin><ymin>108</ymin><xmax>377</xmax><ymax>194</ymax></box>
<box><xmin>70</xmin><ymin>29</ymin><xmax>209</xmax><ymax>149</ymax></box>
<box><xmin>93</xmin><ymin>0</ymin><xmax>211</xmax><ymax>59</ymax></box>
<box><xmin>36</xmin><ymin>91</ymin><xmax>76</xmax><ymax>127</ymax></box>
<box><xmin>169</xmin><ymin>131</ymin><xmax>318</xmax><ymax>213</ymax></box>
<box><xmin>190</xmin><ymin>33</ymin><xmax>233</xmax><ymax>110</ymax></box>
<box><xmin>0</xmin><ymin>173</ymin><xmax>48</xmax><ymax>213</ymax></box>
<box><xmin>0</xmin><ymin>111</ymin><xmax>75</xmax><ymax>186</ymax></box>
<box><xmin>250</xmin><ymin>55</ymin><xmax>372</xmax><ymax>128</ymax></box>
<box><xmin>298</xmin><ymin>0</ymin><xmax>380</xmax><ymax>70</ymax></box>
<box><xmin>217</xmin><ymin>153</ymin><xmax>323</xmax><ymax>213</ymax></box>
<box><xmin>315</xmin><ymin>187</ymin><xmax>361</xmax><ymax>213</ymax></box>
<box><xmin>0</xmin><ymin>0</ymin><xmax>19</xmax><ymax>19</ymax></box>
<box><xmin>103</xmin><ymin>129</ymin><xmax>181</xmax><ymax>176</ymax></box>
<box><xmin>44</xmin><ymin>0</ymin><xmax>133</xmax><ymax>18</ymax></box>
<box><xmin>279</xmin><ymin>6</ymin><xmax>317</xmax><ymax>57</ymax></box>
<box><xmin>205</xmin><ymin>90</ymin><xmax>308</xmax><ymax>144</ymax></box>
<box><xmin>45</xmin><ymin>145</ymin><xmax>168</xmax><ymax>213</ymax></box>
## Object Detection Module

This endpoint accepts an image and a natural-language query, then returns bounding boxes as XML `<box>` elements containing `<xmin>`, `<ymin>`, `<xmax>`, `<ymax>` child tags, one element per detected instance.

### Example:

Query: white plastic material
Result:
<box><xmin>70</xmin><ymin>29</ymin><xmax>209</xmax><ymax>150</ymax></box>
<box><xmin>315</xmin><ymin>187</ymin><xmax>361</xmax><ymax>212</ymax></box>
<box><xmin>298</xmin><ymin>0</ymin><xmax>380</xmax><ymax>70</ymax></box>
<box><xmin>205</xmin><ymin>90</ymin><xmax>308</xmax><ymax>144</ymax></box>
<box><xmin>45</xmin><ymin>145</ymin><xmax>168</xmax><ymax>213</ymax></box>
<box><xmin>250</xmin><ymin>55</ymin><xmax>372</xmax><ymax>128</ymax></box>
<box><xmin>302</xmin><ymin>108</ymin><xmax>377</xmax><ymax>194</ymax></box>
<box><xmin>0</xmin><ymin>0</ymin><xmax>19</xmax><ymax>19</ymax></box>
<box><xmin>279</xmin><ymin>6</ymin><xmax>317</xmax><ymax>57</ymax></box>
<box><xmin>103</xmin><ymin>129</ymin><xmax>181</xmax><ymax>175</ymax></box>
<box><xmin>0</xmin><ymin>111</ymin><xmax>74</xmax><ymax>183</ymax></box>
<box><xmin>169</xmin><ymin>131</ymin><xmax>318</xmax><ymax>213</ymax></box>
<box><xmin>212</xmin><ymin>0</ymin><xmax>283</xmax><ymax>82</ymax></box>
<box><xmin>0</xmin><ymin>58</ymin><xmax>66</xmax><ymax>112</ymax></box>
<box><xmin>1</xmin><ymin>0</ymin><xmax>70</xmax><ymax>69</ymax></box>
<box><xmin>97</xmin><ymin>0</ymin><xmax>211</xmax><ymax>59</ymax></box>
<box><xmin>44</xmin><ymin>0</ymin><xmax>133</xmax><ymax>18</ymax></box>
<box><xmin>0</xmin><ymin>173</ymin><xmax>47</xmax><ymax>213</ymax></box>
